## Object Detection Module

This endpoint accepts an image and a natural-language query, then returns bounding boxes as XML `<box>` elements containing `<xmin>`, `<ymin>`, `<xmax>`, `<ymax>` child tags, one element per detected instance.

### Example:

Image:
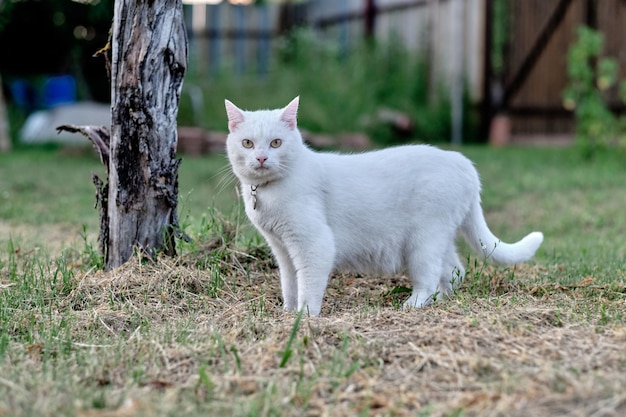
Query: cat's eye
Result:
<box><xmin>270</xmin><ymin>139</ymin><xmax>282</xmax><ymax>148</ymax></box>
<box><xmin>242</xmin><ymin>139</ymin><xmax>254</xmax><ymax>149</ymax></box>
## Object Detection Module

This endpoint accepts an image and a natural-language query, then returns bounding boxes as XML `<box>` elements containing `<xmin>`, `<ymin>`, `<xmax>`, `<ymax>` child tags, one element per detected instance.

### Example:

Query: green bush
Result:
<box><xmin>562</xmin><ymin>26</ymin><xmax>626</xmax><ymax>158</ymax></box>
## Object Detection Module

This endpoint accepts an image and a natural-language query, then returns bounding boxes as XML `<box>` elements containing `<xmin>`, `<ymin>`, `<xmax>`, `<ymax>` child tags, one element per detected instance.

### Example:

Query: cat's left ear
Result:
<box><xmin>280</xmin><ymin>96</ymin><xmax>299</xmax><ymax>130</ymax></box>
<box><xmin>225</xmin><ymin>99</ymin><xmax>245</xmax><ymax>132</ymax></box>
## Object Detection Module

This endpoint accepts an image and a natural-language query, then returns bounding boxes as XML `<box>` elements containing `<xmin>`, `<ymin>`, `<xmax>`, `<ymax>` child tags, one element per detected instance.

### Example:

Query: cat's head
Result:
<box><xmin>225</xmin><ymin>97</ymin><xmax>303</xmax><ymax>185</ymax></box>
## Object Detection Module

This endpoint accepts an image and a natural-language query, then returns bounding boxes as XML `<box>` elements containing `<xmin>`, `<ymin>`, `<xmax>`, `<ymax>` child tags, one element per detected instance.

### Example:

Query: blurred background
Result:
<box><xmin>0</xmin><ymin>0</ymin><xmax>625</xmax><ymax>152</ymax></box>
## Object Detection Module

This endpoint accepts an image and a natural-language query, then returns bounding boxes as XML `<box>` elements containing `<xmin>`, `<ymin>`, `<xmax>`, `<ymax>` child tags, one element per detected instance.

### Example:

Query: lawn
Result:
<box><xmin>0</xmin><ymin>144</ymin><xmax>625</xmax><ymax>416</ymax></box>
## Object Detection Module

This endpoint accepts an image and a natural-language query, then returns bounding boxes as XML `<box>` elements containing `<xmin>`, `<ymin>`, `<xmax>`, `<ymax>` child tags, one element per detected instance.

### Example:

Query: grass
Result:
<box><xmin>0</xmin><ymin>147</ymin><xmax>239</xmax><ymax>245</ymax></box>
<box><xmin>1</xmin><ymin>144</ymin><xmax>626</xmax><ymax>416</ymax></box>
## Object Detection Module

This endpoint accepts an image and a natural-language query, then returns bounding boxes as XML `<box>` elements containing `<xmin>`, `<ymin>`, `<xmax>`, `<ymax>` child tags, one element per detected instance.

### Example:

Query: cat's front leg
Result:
<box><xmin>278</xmin><ymin>259</ymin><xmax>298</xmax><ymax>312</ymax></box>
<box><xmin>293</xmin><ymin>228</ymin><xmax>335</xmax><ymax>316</ymax></box>
<box><xmin>296</xmin><ymin>263</ymin><xmax>333</xmax><ymax>316</ymax></box>
<box><xmin>265</xmin><ymin>236</ymin><xmax>298</xmax><ymax>311</ymax></box>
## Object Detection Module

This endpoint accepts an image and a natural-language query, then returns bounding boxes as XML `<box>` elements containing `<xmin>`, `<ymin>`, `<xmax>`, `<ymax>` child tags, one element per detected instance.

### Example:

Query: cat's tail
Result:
<box><xmin>461</xmin><ymin>198</ymin><xmax>543</xmax><ymax>265</ymax></box>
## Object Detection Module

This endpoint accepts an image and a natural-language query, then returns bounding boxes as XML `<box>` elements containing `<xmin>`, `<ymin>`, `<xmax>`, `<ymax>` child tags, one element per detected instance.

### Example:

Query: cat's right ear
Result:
<box><xmin>225</xmin><ymin>99</ymin><xmax>245</xmax><ymax>132</ymax></box>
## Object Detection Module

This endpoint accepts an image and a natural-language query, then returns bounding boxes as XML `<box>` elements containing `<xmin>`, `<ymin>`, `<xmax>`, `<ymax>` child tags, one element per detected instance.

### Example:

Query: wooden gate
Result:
<box><xmin>484</xmin><ymin>0</ymin><xmax>626</xmax><ymax>139</ymax></box>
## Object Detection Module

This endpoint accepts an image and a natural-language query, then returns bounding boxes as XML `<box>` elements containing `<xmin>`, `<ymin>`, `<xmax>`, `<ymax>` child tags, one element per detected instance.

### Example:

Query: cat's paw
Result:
<box><xmin>283</xmin><ymin>303</ymin><xmax>297</xmax><ymax>312</ymax></box>
<box><xmin>402</xmin><ymin>293</ymin><xmax>434</xmax><ymax>310</ymax></box>
<box><xmin>296</xmin><ymin>302</ymin><xmax>321</xmax><ymax>316</ymax></box>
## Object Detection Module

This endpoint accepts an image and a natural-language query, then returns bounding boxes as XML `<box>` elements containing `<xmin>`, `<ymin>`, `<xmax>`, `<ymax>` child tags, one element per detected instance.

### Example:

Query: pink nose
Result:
<box><xmin>256</xmin><ymin>155</ymin><xmax>268</xmax><ymax>165</ymax></box>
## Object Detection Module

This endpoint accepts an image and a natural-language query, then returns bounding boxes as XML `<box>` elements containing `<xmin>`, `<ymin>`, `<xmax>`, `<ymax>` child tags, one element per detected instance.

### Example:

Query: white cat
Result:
<box><xmin>225</xmin><ymin>97</ymin><xmax>543</xmax><ymax>316</ymax></box>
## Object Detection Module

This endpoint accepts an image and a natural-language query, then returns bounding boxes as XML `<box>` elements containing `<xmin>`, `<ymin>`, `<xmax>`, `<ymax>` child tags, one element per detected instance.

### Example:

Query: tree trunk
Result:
<box><xmin>0</xmin><ymin>73</ymin><xmax>11</xmax><ymax>152</ymax></box>
<box><xmin>59</xmin><ymin>0</ymin><xmax>188</xmax><ymax>270</ymax></box>
<box><xmin>106</xmin><ymin>0</ymin><xmax>187</xmax><ymax>268</ymax></box>
<box><xmin>0</xmin><ymin>1</ymin><xmax>5</xmax><ymax>153</ymax></box>
<box><xmin>105</xmin><ymin>0</ymin><xmax>187</xmax><ymax>269</ymax></box>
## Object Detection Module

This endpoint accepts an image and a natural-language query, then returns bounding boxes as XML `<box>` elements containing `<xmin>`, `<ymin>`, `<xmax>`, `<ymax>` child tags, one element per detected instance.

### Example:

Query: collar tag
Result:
<box><xmin>250</xmin><ymin>184</ymin><xmax>258</xmax><ymax>210</ymax></box>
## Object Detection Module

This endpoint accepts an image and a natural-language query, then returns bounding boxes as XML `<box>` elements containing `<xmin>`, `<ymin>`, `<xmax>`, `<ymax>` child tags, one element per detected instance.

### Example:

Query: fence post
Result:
<box><xmin>585</xmin><ymin>0</ymin><xmax>597</xmax><ymax>28</ymax></box>
<box><xmin>450</xmin><ymin>0</ymin><xmax>464</xmax><ymax>145</ymax></box>
<box><xmin>209</xmin><ymin>4</ymin><xmax>221</xmax><ymax>74</ymax></box>
<box><xmin>427</xmin><ymin>0</ymin><xmax>440</xmax><ymax>104</ymax></box>
<box><xmin>364</xmin><ymin>0</ymin><xmax>377</xmax><ymax>38</ymax></box>
<box><xmin>234</xmin><ymin>5</ymin><xmax>246</xmax><ymax>76</ymax></box>
<box><xmin>339</xmin><ymin>0</ymin><xmax>350</xmax><ymax>57</ymax></box>
<box><xmin>481</xmin><ymin>0</ymin><xmax>494</xmax><ymax>141</ymax></box>
<box><xmin>257</xmin><ymin>4</ymin><xmax>270</xmax><ymax>77</ymax></box>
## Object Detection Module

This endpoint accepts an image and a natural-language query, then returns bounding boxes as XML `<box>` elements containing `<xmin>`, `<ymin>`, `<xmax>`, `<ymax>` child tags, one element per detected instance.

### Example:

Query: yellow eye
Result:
<box><xmin>242</xmin><ymin>139</ymin><xmax>254</xmax><ymax>149</ymax></box>
<box><xmin>270</xmin><ymin>138</ymin><xmax>282</xmax><ymax>148</ymax></box>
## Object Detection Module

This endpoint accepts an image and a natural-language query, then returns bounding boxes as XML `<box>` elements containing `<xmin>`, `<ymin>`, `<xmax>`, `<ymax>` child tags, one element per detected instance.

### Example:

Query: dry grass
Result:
<box><xmin>2</xmin><ymin>229</ymin><xmax>625</xmax><ymax>417</ymax></box>
<box><xmin>2</xmin><ymin>148</ymin><xmax>626</xmax><ymax>416</ymax></box>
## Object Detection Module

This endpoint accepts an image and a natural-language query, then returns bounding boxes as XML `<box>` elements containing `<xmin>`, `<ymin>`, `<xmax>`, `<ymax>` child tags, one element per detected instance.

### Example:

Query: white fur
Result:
<box><xmin>225</xmin><ymin>97</ymin><xmax>544</xmax><ymax>316</ymax></box>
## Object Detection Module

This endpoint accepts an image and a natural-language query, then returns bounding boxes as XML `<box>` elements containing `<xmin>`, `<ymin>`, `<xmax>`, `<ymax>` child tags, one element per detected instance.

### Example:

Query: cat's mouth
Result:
<box><xmin>247</xmin><ymin>165</ymin><xmax>271</xmax><ymax>177</ymax></box>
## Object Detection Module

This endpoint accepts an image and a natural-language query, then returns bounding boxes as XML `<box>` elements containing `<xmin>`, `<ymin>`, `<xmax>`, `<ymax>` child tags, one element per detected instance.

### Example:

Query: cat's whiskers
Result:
<box><xmin>214</xmin><ymin>163</ymin><xmax>238</xmax><ymax>196</ymax></box>
<box><xmin>215</xmin><ymin>173</ymin><xmax>237</xmax><ymax>196</ymax></box>
<box><xmin>272</xmin><ymin>161</ymin><xmax>291</xmax><ymax>177</ymax></box>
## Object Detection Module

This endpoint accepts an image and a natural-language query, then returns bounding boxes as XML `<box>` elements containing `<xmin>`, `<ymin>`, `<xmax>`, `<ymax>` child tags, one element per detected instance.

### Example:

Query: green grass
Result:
<box><xmin>0</xmin><ymin>147</ymin><xmax>239</xmax><ymax>230</ymax></box>
<box><xmin>1</xmin><ymin>144</ymin><xmax>625</xmax><ymax>416</ymax></box>
<box><xmin>463</xmin><ymin>147</ymin><xmax>626</xmax><ymax>283</ymax></box>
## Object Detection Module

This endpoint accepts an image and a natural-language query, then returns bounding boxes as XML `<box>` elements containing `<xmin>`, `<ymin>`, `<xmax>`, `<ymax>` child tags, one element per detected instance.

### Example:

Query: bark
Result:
<box><xmin>0</xmin><ymin>1</ymin><xmax>5</xmax><ymax>152</ymax></box>
<box><xmin>106</xmin><ymin>0</ymin><xmax>187</xmax><ymax>269</ymax></box>
<box><xmin>56</xmin><ymin>124</ymin><xmax>111</xmax><ymax>257</ymax></box>
<box><xmin>0</xmin><ymin>73</ymin><xmax>11</xmax><ymax>152</ymax></box>
<box><xmin>58</xmin><ymin>0</ymin><xmax>188</xmax><ymax>270</ymax></box>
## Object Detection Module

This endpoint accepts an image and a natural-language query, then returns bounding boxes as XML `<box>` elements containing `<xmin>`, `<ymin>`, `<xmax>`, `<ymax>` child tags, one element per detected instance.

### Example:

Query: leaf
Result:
<box><xmin>384</xmin><ymin>286</ymin><xmax>412</xmax><ymax>296</ymax></box>
<box><xmin>279</xmin><ymin>308</ymin><xmax>303</xmax><ymax>368</ymax></box>
<box><xmin>576</xmin><ymin>276</ymin><xmax>594</xmax><ymax>287</ymax></box>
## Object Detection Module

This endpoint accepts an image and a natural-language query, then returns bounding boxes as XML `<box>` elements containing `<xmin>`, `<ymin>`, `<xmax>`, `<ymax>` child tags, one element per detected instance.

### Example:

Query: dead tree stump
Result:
<box><xmin>59</xmin><ymin>0</ymin><xmax>188</xmax><ymax>270</ymax></box>
<box><xmin>0</xmin><ymin>74</ymin><xmax>10</xmax><ymax>152</ymax></box>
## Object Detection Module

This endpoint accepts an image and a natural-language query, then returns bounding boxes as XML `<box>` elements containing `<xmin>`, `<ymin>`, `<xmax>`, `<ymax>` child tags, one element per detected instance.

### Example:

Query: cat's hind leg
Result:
<box><xmin>437</xmin><ymin>244</ymin><xmax>465</xmax><ymax>300</ymax></box>
<box><xmin>403</xmin><ymin>241</ymin><xmax>447</xmax><ymax>309</ymax></box>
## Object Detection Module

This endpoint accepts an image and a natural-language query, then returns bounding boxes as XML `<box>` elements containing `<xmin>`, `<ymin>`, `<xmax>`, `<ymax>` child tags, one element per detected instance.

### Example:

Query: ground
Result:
<box><xmin>1</xmin><ymin>147</ymin><xmax>625</xmax><ymax>416</ymax></box>
<box><xmin>2</xmin><ymin>230</ymin><xmax>625</xmax><ymax>417</ymax></box>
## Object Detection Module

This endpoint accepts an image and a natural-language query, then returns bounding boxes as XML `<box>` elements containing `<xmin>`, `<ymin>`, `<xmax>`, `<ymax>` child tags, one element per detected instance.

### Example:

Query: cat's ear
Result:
<box><xmin>225</xmin><ymin>99</ymin><xmax>245</xmax><ymax>132</ymax></box>
<box><xmin>280</xmin><ymin>96</ymin><xmax>299</xmax><ymax>130</ymax></box>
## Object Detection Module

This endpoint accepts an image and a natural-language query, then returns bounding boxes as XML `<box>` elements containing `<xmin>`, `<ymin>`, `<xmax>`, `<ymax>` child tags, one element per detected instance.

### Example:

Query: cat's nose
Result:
<box><xmin>256</xmin><ymin>155</ymin><xmax>268</xmax><ymax>165</ymax></box>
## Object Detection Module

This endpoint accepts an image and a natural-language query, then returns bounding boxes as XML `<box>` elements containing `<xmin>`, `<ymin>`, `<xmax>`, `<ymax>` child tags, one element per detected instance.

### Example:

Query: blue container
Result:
<box><xmin>9</xmin><ymin>79</ymin><xmax>36</xmax><ymax>111</ymax></box>
<box><xmin>42</xmin><ymin>75</ymin><xmax>76</xmax><ymax>108</ymax></box>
